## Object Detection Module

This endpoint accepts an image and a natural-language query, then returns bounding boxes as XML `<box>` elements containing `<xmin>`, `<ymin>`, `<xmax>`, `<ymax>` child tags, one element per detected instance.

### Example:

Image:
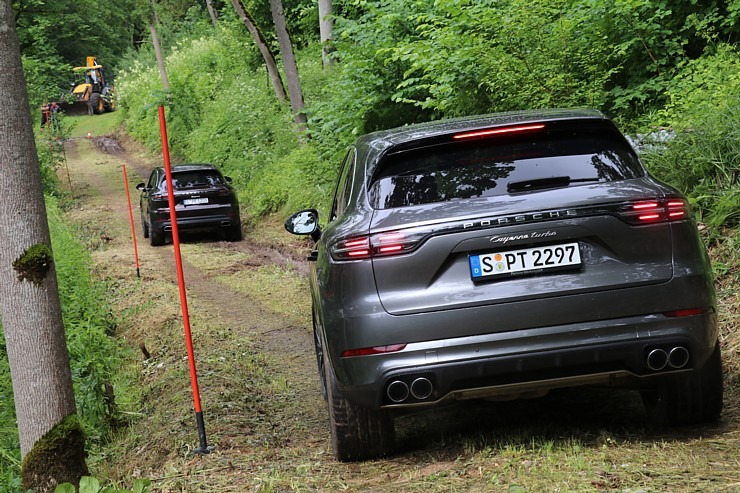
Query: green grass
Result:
<box><xmin>66</xmin><ymin>110</ymin><xmax>124</xmax><ymax>139</ymax></box>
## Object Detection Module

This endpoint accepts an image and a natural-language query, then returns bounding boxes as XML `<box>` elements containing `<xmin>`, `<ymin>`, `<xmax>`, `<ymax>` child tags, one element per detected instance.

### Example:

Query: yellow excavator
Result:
<box><xmin>64</xmin><ymin>56</ymin><xmax>116</xmax><ymax>115</ymax></box>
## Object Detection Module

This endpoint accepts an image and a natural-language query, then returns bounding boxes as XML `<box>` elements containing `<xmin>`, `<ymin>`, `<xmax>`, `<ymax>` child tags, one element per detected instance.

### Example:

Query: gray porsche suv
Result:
<box><xmin>285</xmin><ymin>109</ymin><xmax>722</xmax><ymax>461</ymax></box>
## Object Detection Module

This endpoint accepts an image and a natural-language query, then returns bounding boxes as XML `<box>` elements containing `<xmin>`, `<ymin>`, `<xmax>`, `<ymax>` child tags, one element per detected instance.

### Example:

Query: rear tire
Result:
<box><xmin>142</xmin><ymin>215</ymin><xmax>150</xmax><ymax>239</ymax></box>
<box><xmin>90</xmin><ymin>93</ymin><xmax>104</xmax><ymax>114</ymax></box>
<box><xmin>699</xmin><ymin>343</ymin><xmax>724</xmax><ymax>422</ymax></box>
<box><xmin>324</xmin><ymin>350</ymin><xmax>394</xmax><ymax>461</ymax></box>
<box><xmin>149</xmin><ymin>227</ymin><xmax>164</xmax><ymax>247</ymax></box>
<box><xmin>642</xmin><ymin>342</ymin><xmax>723</xmax><ymax>425</ymax></box>
<box><xmin>226</xmin><ymin>221</ymin><xmax>242</xmax><ymax>241</ymax></box>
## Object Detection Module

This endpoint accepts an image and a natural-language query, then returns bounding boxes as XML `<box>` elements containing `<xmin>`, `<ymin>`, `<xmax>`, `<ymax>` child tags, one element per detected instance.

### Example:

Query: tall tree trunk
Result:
<box><xmin>230</xmin><ymin>0</ymin><xmax>287</xmax><ymax>103</ymax></box>
<box><xmin>269</xmin><ymin>0</ymin><xmax>307</xmax><ymax>129</ymax></box>
<box><xmin>206</xmin><ymin>0</ymin><xmax>218</xmax><ymax>29</ymax></box>
<box><xmin>318</xmin><ymin>0</ymin><xmax>334</xmax><ymax>67</ymax></box>
<box><xmin>150</xmin><ymin>22</ymin><xmax>170</xmax><ymax>91</ymax></box>
<box><xmin>0</xmin><ymin>1</ymin><xmax>88</xmax><ymax>491</ymax></box>
<box><xmin>150</xmin><ymin>0</ymin><xmax>160</xmax><ymax>25</ymax></box>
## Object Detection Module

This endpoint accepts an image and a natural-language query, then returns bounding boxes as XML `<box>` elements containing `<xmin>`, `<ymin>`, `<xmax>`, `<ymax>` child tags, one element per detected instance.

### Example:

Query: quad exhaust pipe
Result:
<box><xmin>410</xmin><ymin>377</ymin><xmax>433</xmax><ymax>400</ymax></box>
<box><xmin>387</xmin><ymin>377</ymin><xmax>434</xmax><ymax>403</ymax></box>
<box><xmin>646</xmin><ymin>346</ymin><xmax>690</xmax><ymax>371</ymax></box>
<box><xmin>387</xmin><ymin>380</ymin><xmax>409</xmax><ymax>403</ymax></box>
<box><xmin>668</xmin><ymin>346</ymin><xmax>690</xmax><ymax>369</ymax></box>
<box><xmin>646</xmin><ymin>349</ymin><xmax>668</xmax><ymax>371</ymax></box>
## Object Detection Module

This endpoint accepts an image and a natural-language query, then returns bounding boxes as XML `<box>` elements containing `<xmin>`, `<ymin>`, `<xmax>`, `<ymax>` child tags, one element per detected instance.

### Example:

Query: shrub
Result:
<box><xmin>640</xmin><ymin>44</ymin><xmax>740</xmax><ymax>230</ymax></box>
<box><xmin>246</xmin><ymin>143</ymin><xmax>335</xmax><ymax>216</ymax></box>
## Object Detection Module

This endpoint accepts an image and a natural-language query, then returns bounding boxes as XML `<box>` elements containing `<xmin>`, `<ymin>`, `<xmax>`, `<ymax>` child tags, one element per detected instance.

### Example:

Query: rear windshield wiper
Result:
<box><xmin>507</xmin><ymin>176</ymin><xmax>600</xmax><ymax>193</ymax></box>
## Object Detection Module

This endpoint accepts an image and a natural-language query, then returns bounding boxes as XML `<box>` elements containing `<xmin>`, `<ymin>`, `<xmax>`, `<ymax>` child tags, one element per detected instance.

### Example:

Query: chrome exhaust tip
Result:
<box><xmin>387</xmin><ymin>380</ymin><xmax>409</xmax><ymax>403</ymax></box>
<box><xmin>410</xmin><ymin>377</ymin><xmax>433</xmax><ymax>400</ymax></box>
<box><xmin>647</xmin><ymin>348</ymin><xmax>668</xmax><ymax>371</ymax></box>
<box><xmin>668</xmin><ymin>346</ymin><xmax>690</xmax><ymax>369</ymax></box>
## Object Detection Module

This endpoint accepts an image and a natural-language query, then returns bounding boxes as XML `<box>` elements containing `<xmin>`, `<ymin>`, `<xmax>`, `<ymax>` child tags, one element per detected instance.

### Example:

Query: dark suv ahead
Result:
<box><xmin>285</xmin><ymin>109</ymin><xmax>722</xmax><ymax>461</ymax></box>
<box><xmin>137</xmin><ymin>164</ymin><xmax>241</xmax><ymax>246</ymax></box>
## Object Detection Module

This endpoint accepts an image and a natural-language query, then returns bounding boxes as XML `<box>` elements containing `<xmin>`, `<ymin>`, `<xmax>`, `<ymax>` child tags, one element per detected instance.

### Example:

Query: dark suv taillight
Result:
<box><xmin>617</xmin><ymin>198</ymin><xmax>689</xmax><ymax>225</ymax></box>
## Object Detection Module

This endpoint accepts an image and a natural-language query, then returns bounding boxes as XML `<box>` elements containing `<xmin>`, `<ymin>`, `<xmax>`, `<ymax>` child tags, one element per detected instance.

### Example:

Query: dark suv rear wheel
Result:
<box><xmin>324</xmin><ymin>351</ymin><xmax>394</xmax><ymax>461</ymax></box>
<box><xmin>225</xmin><ymin>221</ymin><xmax>242</xmax><ymax>241</ymax></box>
<box><xmin>642</xmin><ymin>342</ymin><xmax>723</xmax><ymax>425</ymax></box>
<box><xmin>141</xmin><ymin>213</ymin><xmax>150</xmax><ymax>239</ymax></box>
<box><xmin>149</xmin><ymin>226</ymin><xmax>165</xmax><ymax>246</ymax></box>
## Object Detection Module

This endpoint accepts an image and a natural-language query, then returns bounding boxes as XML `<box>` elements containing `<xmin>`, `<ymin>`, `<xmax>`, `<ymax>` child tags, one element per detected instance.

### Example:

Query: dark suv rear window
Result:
<box><xmin>167</xmin><ymin>170</ymin><xmax>224</xmax><ymax>190</ymax></box>
<box><xmin>369</xmin><ymin>122</ymin><xmax>644</xmax><ymax>209</ymax></box>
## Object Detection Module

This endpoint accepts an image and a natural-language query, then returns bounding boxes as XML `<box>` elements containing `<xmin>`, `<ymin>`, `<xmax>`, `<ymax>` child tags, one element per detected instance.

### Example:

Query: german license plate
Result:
<box><xmin>469</xmin><ymin>242</ymin><xmax>581</xmax><ymax>280</ymax></box>
<box><xmin>183</xmin><ymin>197</ymin><xmax>208</xmax><ymax>205</ymax></box>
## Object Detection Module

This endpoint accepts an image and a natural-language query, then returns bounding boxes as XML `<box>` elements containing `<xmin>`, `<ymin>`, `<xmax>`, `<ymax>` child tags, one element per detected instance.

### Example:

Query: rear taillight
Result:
<box><xmin>618</xmin><ymin>198</ymin><xmax>689</xmax><ymax>225</ymax></box>
<box><xmin>330</xmin><ymin>230</ymin><xmax>424</xmax><ymax>261</ymax></box>
<box><xmin>666</xmin><ymin>199</ymin><xmax>688</xmax><ymax>220</ymax></box>
<box><xmin>341</xmin><ymin>344</ymin><xmax>407</xmax><ymax>358</ymax></box>
<box><xmin>663</xmin><ymin>308</ymin><xmax>706</xmax><ymax>318</ymax></box>
<box><xmin>332</xmin><ymin>237</ymin><xmax>371</xmax><ymax>259</ymax></box>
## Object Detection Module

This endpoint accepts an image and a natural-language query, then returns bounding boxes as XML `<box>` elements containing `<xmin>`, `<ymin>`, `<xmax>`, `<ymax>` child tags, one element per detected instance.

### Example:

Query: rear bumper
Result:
<box><xmin>152</xmin><ymin>212</ymin><xmax>239</xmax><ymax>233</ymax></box>
<box><xmin>333</xmin><ymin>309</ymin><xmax>717</xmax><ymax>410</ymax></box>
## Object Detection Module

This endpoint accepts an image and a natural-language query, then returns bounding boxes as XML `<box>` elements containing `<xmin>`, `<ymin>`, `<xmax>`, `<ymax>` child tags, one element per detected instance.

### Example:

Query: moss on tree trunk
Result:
<box><xmin>21</xmin><ymin>414</ymin><xmax>89</xmax><ymax>493</ymax></box>
<box><xmin>12</xmin><ymin>242</ymin><xmax>53</xmax><ymax>285</ymax></box>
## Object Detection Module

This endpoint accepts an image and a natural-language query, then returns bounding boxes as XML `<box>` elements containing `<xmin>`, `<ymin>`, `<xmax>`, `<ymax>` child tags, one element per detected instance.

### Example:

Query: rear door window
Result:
<box><xmin>369</xmin><ymin>122</ymin><xmax>644</xmax><ymax>209</ymax></box>
<box><xmin>330</xmin><ymin>148</ymin><xmax>356</xmax><ymax>221</ymax></box>
<box><xmin>148</xmin><ymin>170</ymin><xmax>160</xmax><ymax>189</ymax></box>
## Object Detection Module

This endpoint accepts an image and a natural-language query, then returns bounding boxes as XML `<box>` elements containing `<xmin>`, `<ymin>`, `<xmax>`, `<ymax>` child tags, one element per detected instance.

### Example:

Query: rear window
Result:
<box><xmin>369</xmin><ymin>123</ymin><xmax>644</xmax><ymax>209</ymax></box>
<box><xmin>167</xmin><ymin>170</ymin><xmax>224</xmax><ymax>189</ymax></box>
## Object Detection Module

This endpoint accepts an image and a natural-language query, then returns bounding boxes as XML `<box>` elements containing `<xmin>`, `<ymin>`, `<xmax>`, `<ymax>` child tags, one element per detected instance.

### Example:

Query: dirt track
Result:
<box><xmin>63</xmin><ymin>135</ymin><xmax>328</xmax><ymax>488</ymax></box>
<box><xmin>60</xmin><ymin>135</ymin><xmax>739</xmax><ymax>492</ymax></box>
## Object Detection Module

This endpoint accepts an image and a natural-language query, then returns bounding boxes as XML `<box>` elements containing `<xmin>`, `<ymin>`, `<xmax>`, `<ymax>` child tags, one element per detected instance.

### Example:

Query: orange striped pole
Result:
<box><xmin>122</xmin><ymin>164</ymin><xmax>140</xmax><ymax>278</ymax></box>
<box><xmin>157</xmin><ymin>105</ymin><xmax>212</xmax><ymax>454</ymax></box>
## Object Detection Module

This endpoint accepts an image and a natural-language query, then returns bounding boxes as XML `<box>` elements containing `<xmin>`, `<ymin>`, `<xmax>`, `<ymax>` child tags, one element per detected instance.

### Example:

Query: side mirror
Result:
<box><xmin>285</xmin><ymin>209</ymin><xmax>321</xmax><ymax>241</ymax></box>
<box><xmin>135</xmin><ymin>183</ymin><xmax>146</xmax><ymax>191</ymax></box>
<box><xmin>224</xmin><ymin>176</ymin><xmax>232</xmax><ymax>183</ymax></box>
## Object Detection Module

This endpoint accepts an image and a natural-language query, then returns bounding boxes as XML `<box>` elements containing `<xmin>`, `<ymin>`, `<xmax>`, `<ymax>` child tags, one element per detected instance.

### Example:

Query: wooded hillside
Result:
<box><xmin>107</xmin><ymin>0</ymin><xmax>739</xmax><ymax>229</ymax></box>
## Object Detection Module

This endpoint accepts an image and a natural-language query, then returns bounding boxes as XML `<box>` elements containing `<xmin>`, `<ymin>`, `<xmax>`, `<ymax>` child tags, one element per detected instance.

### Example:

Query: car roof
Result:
<box><xmin>154</xmin><ymin>164</ymin><xmax>220</xmax><ymax>173</ymax></box>
<box><xmin>356</xmin><ymin>108</ymin><xmax>608</xmax><ymax>151</ymax></box>
<box><xmin>353</xmin><ymin>108</ymin><xmax>612</xmax><ymax>178</ymax></box>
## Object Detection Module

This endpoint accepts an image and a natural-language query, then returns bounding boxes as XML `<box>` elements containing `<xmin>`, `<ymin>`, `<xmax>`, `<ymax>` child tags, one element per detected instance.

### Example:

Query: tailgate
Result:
<box><xmin>370</xmin><ymin>186</ymin><xmax>674</xmax><ymax>316</ymax></box>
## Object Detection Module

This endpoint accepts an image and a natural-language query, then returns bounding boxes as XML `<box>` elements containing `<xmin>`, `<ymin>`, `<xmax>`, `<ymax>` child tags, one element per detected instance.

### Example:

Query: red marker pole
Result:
<box><xmin>122</xmin><ymin>164</ymin><xmax>141</xmax><ymax>278</ymax></box>
<box><xmin>157</xmin><ymin>105</ymin><xmax>212</xmax><ymax>454</ymax></box>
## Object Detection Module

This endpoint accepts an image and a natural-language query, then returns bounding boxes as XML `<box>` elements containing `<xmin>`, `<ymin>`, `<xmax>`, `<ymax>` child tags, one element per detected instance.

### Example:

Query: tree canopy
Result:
<box><xmin>13</xmin><ymin>0</ymin><xmax>148</xmax><ymax>104</ymax></box>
